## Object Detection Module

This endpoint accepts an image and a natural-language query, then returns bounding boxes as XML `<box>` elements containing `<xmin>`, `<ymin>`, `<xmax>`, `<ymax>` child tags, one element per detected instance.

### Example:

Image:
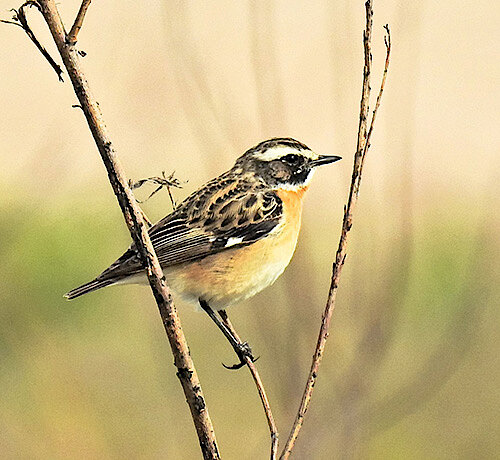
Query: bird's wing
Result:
<box><xmin>96</xmin><ymin>180</ymin><xmax>283</xmax><ymax>281</ymax></box>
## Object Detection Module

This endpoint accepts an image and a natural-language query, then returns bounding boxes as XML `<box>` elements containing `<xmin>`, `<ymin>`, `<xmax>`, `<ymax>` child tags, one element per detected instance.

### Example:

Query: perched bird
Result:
<box><xmin>65</xmin><ymin>138</ymin><xmax>341</xmax><ymax>366</ymax></box>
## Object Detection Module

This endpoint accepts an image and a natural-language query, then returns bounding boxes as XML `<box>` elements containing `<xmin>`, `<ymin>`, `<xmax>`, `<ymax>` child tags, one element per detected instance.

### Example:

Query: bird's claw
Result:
<box><xmin>222</xmin><ymin>355</ymin><xmax>260</xmax><ymax>371</ymax></box>
<box><xmin>222</xmin><ymin>341</ymin><xmax>259</xmax><ymax>370</ymax></box>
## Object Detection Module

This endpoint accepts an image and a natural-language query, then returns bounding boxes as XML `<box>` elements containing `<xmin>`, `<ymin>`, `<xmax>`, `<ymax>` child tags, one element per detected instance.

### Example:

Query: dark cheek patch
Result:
<box><xmin>270</xmin><ymin>161</ymin><xmax>291</xmax><ymax>181</ymax></box>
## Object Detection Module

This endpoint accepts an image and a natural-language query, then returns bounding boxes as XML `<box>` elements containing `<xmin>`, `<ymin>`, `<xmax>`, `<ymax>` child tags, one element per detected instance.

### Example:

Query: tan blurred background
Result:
<box><xmin>1</xmin><ymin>1</ymin><xmax>499</xmax><ymax>459</ymax></box>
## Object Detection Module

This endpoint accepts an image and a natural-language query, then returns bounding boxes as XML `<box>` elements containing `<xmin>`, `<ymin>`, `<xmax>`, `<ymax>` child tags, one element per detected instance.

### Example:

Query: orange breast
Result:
<box><xmin>276</xmin><ymin>186</ymin><xmax>308</xmax><ymax>230</ymax></box>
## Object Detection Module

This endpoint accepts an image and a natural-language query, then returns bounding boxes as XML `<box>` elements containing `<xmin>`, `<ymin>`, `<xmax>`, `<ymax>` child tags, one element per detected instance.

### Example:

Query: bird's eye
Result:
<box><xmin>282</xmin><ymin>154</ymin><xmax>300</xmax><ymax>164</ymax></box>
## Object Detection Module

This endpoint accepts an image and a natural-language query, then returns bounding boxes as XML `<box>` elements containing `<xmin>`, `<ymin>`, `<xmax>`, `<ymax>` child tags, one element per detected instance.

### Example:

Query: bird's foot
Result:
<box><xmin>222</xmin><ymin>341</ymin><xmax>259</xmax><ymax>370</ymax></box>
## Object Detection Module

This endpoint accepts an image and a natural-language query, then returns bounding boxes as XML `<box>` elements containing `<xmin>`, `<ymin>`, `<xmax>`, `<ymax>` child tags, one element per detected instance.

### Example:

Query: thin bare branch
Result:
<box><xmin>358</xmin><ymin>24</ymin><xmax>391</xmax><ymax>189</ymax></box>
<box><xmin>31</xmin><ymin>0</ymin><xmax>220</xmax><ymax>457</ymax></box>
<box><xmin>139</xmin><ymin>208</ymin><xmax>153</xmax><ymax>228</ymax></box>
<box><xmin>219</xmin><ymin>311</ymin><xmax>279</xmax><ymax>460</ymax></box>
<box><xmin>1</xmin><ymin>2</ymin><xmax>63</xmax><ymax>81</ymax></box>
<box><xmin>280</xmin><ymin>1</ymin><xmax>391</xmax><ymax>458</ymax></box>
<box><xmin>245</xmin><ymin>360</ymin><xmax>279</xmax><ymax>460</ymax></box>
<box><xmin>67</xmin><ymin>0</ymin><xmax>91</xmax><ymax>44</ymax></box>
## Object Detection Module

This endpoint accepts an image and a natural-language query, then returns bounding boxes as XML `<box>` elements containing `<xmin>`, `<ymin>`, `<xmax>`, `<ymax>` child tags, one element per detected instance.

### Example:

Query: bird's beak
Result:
<box><xmin>310</xmin><ymin>155</ymin><xmax>342</xmax><ymax>167</ymax></box>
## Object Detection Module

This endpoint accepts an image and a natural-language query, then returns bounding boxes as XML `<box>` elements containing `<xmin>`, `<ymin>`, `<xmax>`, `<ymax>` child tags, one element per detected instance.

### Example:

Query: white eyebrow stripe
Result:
<box><xmin>252</xmin><ymin>146</ymin><xmax>318</xmax><ymax>161</ymax></box>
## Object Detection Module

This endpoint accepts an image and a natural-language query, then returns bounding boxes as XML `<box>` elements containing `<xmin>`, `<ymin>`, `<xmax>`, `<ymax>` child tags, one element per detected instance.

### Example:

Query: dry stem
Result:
<box><xmin>280</xmin><ymin>2</ymin><xmax>391</xmax><ymax>458</ymax></box>
<box><xmin>219</xmin><ymin>311</ymin><xmax>279</xmax><ymax>459</ymax></box>
<box><xmin>24</xmin><ymin>1</ymin><xmax>220</xmax><ymax>458</ymax></box>
<box><xmin>67</xmin><ymin>0</ymin><xmax>91</xmax><ymax>44</ymax></box>
<box><xmin>1</xmin><ymin>1</ymin><xmax>63</xmax><ymax>80</ymax></box>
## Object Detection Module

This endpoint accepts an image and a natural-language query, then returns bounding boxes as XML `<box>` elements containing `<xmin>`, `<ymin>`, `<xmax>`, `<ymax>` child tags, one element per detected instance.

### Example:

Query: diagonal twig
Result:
<box><xmin>1</xmin><ymin>1</ymin><xmax>63</xmax><ymax>81</ymax></box>
<box><xmin>16</xmin><ymin>0</ymin><xmax>221</xmax><ymax>458</ymax></box>
<box><xmin>280</xmin><ymin>2</ymin><xmax>391</xmax><ymax>458</ymax></box>
<box><xmin>67</xmin><ymin>0</ymin><xmax>91</xmax><ymax>44</ymax></box>
<box><xmin>218</xmin><ymin>310</ymin><xmax>279</xmax><ymax>460</ymax></box>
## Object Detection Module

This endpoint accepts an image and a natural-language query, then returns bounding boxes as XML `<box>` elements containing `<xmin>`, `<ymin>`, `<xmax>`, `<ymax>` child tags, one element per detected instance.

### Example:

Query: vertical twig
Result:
<box><xmin>29</xmin><ymin>1</ymin><xmax>220</xmax><ymax>458</ymax></box>
<box><xmin>219</xmin><ymin>311</ymin><xmax>279</xmax><ymax>459</ymax></box>
<box><xmin>280</xmin><ymin>1</ymin><xmax>391</xmax><ymax>458</ymax></box>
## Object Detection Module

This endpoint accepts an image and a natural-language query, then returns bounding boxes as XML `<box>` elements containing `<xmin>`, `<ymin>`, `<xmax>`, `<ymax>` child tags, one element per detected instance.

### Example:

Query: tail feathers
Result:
<box><xmin>64</xmin><ymin>278</ymin><xmax>116</xmax><ymax>300</ymax></box>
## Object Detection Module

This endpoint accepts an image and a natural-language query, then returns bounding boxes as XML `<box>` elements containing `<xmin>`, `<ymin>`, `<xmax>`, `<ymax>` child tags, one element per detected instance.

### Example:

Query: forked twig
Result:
<box><xmin>1</xmin><ymin>1</ymin><xmax>63</xmax><ymax>80</ymax></box>
<box><xmin>67</xmin><ymin>0</ymin><xmax>91</xmax><ymax>44</ymax></box>
<box><xmin>7</xmin><ymin>0</ymin><xmax>220</xmax><ymax>458</ymax></box>
<box><xmin>280</xmin><ymin>2</ymin><xmax>391</xmax><ymax>458</ymax></box>
<box><xmin>358</xmin><ymin>23</ymin><xmax>392</xmax><ymax>191</ymax></box>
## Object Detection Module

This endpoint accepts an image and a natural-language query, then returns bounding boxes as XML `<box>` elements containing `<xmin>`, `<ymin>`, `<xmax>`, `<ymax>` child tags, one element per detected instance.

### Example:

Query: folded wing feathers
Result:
<box><xmin>98</xmin><ymin>185</ymin><xmax>283</xmax><ymax>280</ymax></box>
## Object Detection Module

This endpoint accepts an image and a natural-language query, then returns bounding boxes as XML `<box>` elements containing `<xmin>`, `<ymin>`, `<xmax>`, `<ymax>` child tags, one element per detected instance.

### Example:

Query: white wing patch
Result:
<box><xmin>224</xmin><ymin>237</ymin><xmax>244</xmax><ymax>248</ymax></box>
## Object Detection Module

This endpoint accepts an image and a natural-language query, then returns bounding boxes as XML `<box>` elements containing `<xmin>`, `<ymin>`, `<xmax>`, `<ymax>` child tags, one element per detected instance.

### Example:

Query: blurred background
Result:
<box><xmin>1</xmin><ymin>1</ymin><xmax>499</xmax><ymax>458</ymax></box>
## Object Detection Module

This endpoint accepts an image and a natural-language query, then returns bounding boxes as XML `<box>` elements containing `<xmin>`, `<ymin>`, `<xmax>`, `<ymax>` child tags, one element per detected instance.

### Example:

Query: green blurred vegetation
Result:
<box><xmin>0</xmin><ymin>195</ymin><xmax>498</xmax><ymax>459</ymax></box>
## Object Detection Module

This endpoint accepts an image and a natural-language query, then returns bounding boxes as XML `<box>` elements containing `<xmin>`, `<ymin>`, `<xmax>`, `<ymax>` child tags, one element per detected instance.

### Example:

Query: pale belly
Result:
<box><xmin>167</xmin><ymin>223</ymin><xmax>298</xmax><ymax>309</ymax></box>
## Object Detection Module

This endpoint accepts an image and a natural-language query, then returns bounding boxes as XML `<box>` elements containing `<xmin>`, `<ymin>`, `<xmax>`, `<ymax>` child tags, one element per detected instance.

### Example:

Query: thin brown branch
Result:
<box><xmin>358</xmin><ymin>24</ymin><xmax>391</xmax><ymax>190</ymax></box>
<box><xmin>1</xmin><ymin>1</ymin><xmax>63</xmax><ymax>81</ymax></box>
<box><xmin>219</xmin><ymin>311</ymin><xmax>279</xmax><ymax>460</ymax></box>
<box><xmin>280</xmin><ymin>1</ymin><xmax>391</xmax><ymax>458</ymax></box>
<box><xmin>245</xmin><ymin>360</ymin><xmax>279</xmax><ymax>460</ymax></box>
<box><xmin>67</xmin><ymin>0</ymin><xmax>91</xmax><ymax>44</ymax></box>
<box><xmin>139</xmin><ymin>208</ymin><xmax>153</xmax><ymax>228</ymax></box>
<box><xmin>31</xmin><ymin>0</ymin><xmax>220</xmax><ymax>458</ymax></box>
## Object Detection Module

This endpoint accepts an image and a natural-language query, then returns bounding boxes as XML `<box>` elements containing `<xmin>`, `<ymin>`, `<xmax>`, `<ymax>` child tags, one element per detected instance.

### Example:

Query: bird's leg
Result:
<box><xmin>199</xmin><ymin>300</ymin><xmax>258</xmax><ymax>370</ymax></box>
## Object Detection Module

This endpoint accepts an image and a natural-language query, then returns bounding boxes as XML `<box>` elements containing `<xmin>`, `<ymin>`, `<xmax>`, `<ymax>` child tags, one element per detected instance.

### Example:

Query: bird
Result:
<box><xmin>65</xmin><ymin>138</ymin><xmax>341</xmax><ymax>367</ymax></box>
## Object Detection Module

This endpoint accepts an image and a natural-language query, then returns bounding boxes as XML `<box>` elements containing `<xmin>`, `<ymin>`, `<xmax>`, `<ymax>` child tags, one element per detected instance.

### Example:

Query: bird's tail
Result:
<box><xmin>64</xmin><ymin>278</ymin><xmax>116</xmax><ymax>300</ymax></box>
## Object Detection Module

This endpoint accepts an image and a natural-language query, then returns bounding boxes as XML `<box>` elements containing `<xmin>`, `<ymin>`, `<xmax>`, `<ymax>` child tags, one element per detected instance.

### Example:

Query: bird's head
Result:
<box><xmin>235</xmin><ymin>138</ymin><xmax>341</xmax><ymax>190</ymax></box>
